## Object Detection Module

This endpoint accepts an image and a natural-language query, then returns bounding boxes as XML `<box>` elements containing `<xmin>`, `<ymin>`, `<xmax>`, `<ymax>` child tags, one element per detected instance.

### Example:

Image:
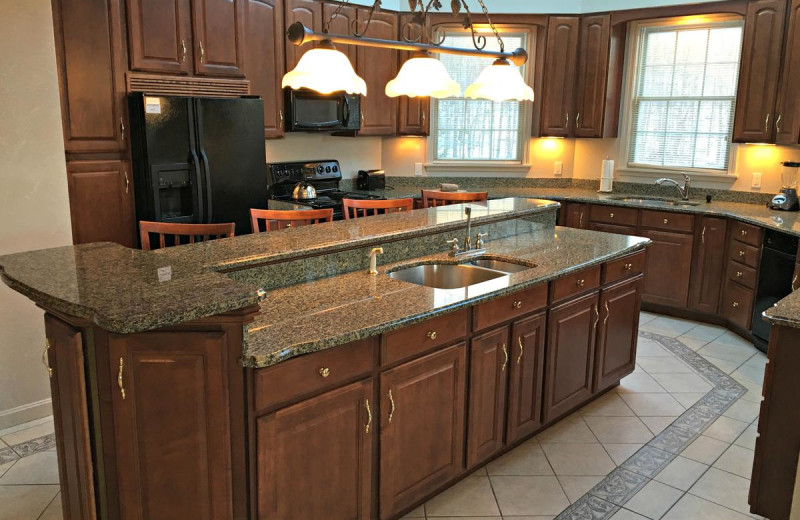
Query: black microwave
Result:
<box><xmin>284</xmin><ymin>89</ymin><xmax>361</xmax><ymax>132</ymax></box>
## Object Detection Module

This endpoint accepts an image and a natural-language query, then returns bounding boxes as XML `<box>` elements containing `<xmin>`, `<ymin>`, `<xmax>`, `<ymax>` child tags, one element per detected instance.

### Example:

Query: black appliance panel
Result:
<box><xmin>357</xmin><ymin>169</ymin><xmax>386</xmax><ymax>190</ymax></box>
<box><xmin>284</xmin><ymin>89</ymin><xmax>360</xmax><ymax>132</ymax></box>
<box><xmin>752</xmin><ymin>230</ymin><xmax>799</xmax><ymax>348</ymax></box>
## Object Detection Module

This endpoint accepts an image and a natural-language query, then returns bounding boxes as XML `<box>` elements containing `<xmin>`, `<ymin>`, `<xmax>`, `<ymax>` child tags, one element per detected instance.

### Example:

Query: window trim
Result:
<box><xmin>425</xmin><ymin>24</ymin><xmax>536</xmax><ymax>171</ymax></box>
<box><xmin>618</xmin><ymin>14</ymin><xmax>744</xmax><ymax>181</ymax></box>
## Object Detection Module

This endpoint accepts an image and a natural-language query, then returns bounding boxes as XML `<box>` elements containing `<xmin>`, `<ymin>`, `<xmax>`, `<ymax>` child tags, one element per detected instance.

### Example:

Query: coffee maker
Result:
<box><xmin>768</xmin><ymin>161</ymin><xmax>800</xmax><ymax>211</ymax></box>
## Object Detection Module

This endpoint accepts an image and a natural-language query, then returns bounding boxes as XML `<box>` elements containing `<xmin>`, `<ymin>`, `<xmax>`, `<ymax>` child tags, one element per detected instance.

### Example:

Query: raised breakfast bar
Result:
<box><xmin>0</xmin><ymin>198</ymin><xmax>653</xmax><ymax>520</ymax></box>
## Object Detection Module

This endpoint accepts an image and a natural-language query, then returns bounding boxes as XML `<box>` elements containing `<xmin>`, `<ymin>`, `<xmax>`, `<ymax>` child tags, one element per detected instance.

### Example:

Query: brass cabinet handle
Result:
<box><xmin>181</xmin><ymin>39</ymin><xmax>187</xmax><ymax>63</ymax></box>
<box><xmin>319</xmin><ymin>367</ymin><xmax>330</xmax><ymax>377</ymax></box>
<box><xmin>516</xmin><ymin>336</ymin><xmax>524</xmax><ymax>365</ymax></box>
<box><xmin>500</xmin><ymin>343</ymin><xmax>508</xmax><ymax>372</ymax></box>
<box><xmin>733</xmin><ymin>301</ymin><xmax>740</xmax><ymax>308</ymax></box>
<box><xmin>765</xmin><ymin>113</ymin><xmax>771</xmax><ymax>134</ymax></box>
<box><xmin>701</xmin><ymin>226</ymin><xmax>706</xmax><ymax>244</ymax></box>
<box><xmin>741</xmin><ymin>229</ymin><xmax>748</xmax><ymax>237</ymax></box>
<box><xmin>512</xmin><ymin>301</ymin><xmax>522</xmax><ymax>309</ymax></box>
<box><xmin>776</xmin><ymin>113</ymin><xmax>782</xmax><ymax>134</ymax></box>
<box><xmin>603</xmin><ymin>301</ymin><xmax>610</xmax><ymax>327</ymax></box>
<box><xmin>279</xmin><ymin>109</ymin><xmax>284</xmax><ymax>124</ymax></box>
<box><xmin>42</xmin><ymin>339</ymin><xmax>53</xmax><ymax>379</ymax></box>
<box><xmin>421</xmin><ymin>111</ymin><xmax>426</xmax><ymax>127</ymax></box>
<box><xmin>364</xmin><ymin>398</ymin><xmax>372</xmax><ymax>433</ymax></box>
<box><xmin>576</xmin><ymin>279</ymin><xmax>585</xmax><ymax>287</ymax></box>
<box><xmin>427</xmin><ymin>331</ymin><xmax>437</xmax><ymax>340</ymax></box>
<box><xmin>565</xmin><ymin>112</ymin><xmax>570</xmax><ymax>128</ymax></box>
<box><xmin>663</xmin><ymin>218</ymin><xmax>669</xmax><ymax>224</ymax></box>
<box><xmin>120</xmin><ymin>117</ymin><xmax>125</xmax><ymax>141</ymax></box>
<box><xmin>124</xmin><ymin>170</ymin><xmax>129</xmax><ymax>194</ymax></box>
<box><xmin>576</xmin><ymin>112</ymin><xmax>581</xmax><ymax>128</ymax></box>
<box><xmin>579</xmin><ymin>211</ymin><xmax>584</xmax><ymax>228</ymax></box>
<box><xmin>387</xmin><ymin>389</ymin><xmax>395</xmax><ymax>424</ymax></box>
<box><xmin>199</xmin><ymin>41</ymin><xmax>205</xmax><ymax>63</ymax></box>
<box><xmin>593</xmin><ymin>305</ymin><xmax>600</xmax><ymax>329</ymax></box>
<box><xmin>793</xmin><ymin>273</ymin><xmax>798</xmax><ymax>291</ymax></box>
<box><xmin>117</xmin><ymin>357</ymin><xmax>126</xmax><ymax>400</ymax></box>
<box><xmin>737</xmin><ymin>271</ymin><xmax>743</xmax><ymax>278</ymax></box>
<box><xmin>361</xmin><ymin>110</ymin><xmax>365</xmax><ymax>126</ymax></box>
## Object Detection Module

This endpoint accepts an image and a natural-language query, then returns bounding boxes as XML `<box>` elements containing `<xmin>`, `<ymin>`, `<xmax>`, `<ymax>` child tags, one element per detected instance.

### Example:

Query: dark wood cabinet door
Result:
<box><xmin>689</xmin><ymin>217</ymin><xmax>728</xmax><ymax>314</ymax></box>
<box><xmin>574</xmin><ymin>15</ymin><xmax>610</xmax><ymax>138</ymax></box>
<box><xmin>323</xmin><ymin>3</ymin><xmax>358</xmax><ymax>67</ymax></box>
<box><xmin>544</xmin><ymin>291</ymin><xmax>599</xmax><ymax>422</ymax></box>
<box><xmin>126</xmin><ymin>0</ymin><xmax>193</xmax><ymax>74</ymax></box>
<box><xmin>109</xmin><ymin>330</ymin><xmax>238</xmax><ymax>520</ymax></box>
<box><xmin>192</xmin><ymin>0</ymin><xmax>246</xmax><ymax>76</ymax></box>
<box><xmin>565</xmin><ymin>202</ymin><xmax>589</xmax><ymax>229</ymax></box>
<box><xmin>44</xmin><ymin>315</ymin><xmax>96</xmax><ymax>520</ymax></box>
<box><xmin>256</xmin><ymin>380</ymin><xmax>373</xmax><ymax>520</ymax></box>
<box><xmin>540</xmin><ymin>16</ymin><xmax>580</xmax><ymax>137</ymax></box>
<box><xmin>776</xmin><ymin>0</ymin><xmax>800</xmax><ymax>145</ymax></box>
<box><xmin>396</xmin><ymin>14</ymin><xmax>430</xmax><ymax>136</ymax></box>
<box><xmin>380</xmin><ymin>344</ymin><xmax>466</xmax><ymax>520</ymax></box>
<box><xmin>285</xmin><ymin>0</ymin><xmax>323</xmax><ymax>71</ymax></box>
<box><xmin>246</xmin><ymin>0</ymin><xmax>285</xmax><ymax>138</ymax></box>
<box><xmin>733</xmin><ymin>0</ymin><xmax>788</xmax><ymax>143</ymax></box>
<box><xmin>467</xmin><ymin>326</ymin><xmax>509</xmax><ymax>468</ymax></box>
<box><xmin>52</xmin><ymin>0</ymin><xmax>127</xmax><ymax>153</ymax></box>
<box><xmin>66</xmin><ymin>160</ymin><xmax>135</xmax><ymax>247</ymax></box>
<box><xmin>507</xmin><ymin>312</ymin><xmax>546</xmax><ymax>444</ymax></box>
<box><xmin>594</xmin><ymin>276</ymin><xmax>643</xmax><ymax>393</ymax></box>
<box><xmin>357</xmin><ymin>10</ymin><xmax>399</xmax><ymax>136</ymax></box>
<box><xmin>640</xmin><ymin>229</ymin><xmax>694</xmax><ymax>307</ymax></box>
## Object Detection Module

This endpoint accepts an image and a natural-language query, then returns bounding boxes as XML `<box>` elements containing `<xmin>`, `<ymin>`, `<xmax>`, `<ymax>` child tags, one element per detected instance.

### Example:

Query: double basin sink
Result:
<box><xmin>607</xmin><ymin>195</ymin><xmax>701</xmax><ymax>207</ymax></box>
<box><xmin>388</xmin><ymin>258</ymin><xmax>533</xmax><ymax>290</ymax></box>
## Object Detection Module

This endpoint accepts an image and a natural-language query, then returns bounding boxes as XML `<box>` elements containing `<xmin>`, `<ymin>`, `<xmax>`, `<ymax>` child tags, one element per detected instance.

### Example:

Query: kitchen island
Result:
<box><xmin>0</xmin><ymin>198</ymin><xmax>651</xmax><ymax>520</ymax></box>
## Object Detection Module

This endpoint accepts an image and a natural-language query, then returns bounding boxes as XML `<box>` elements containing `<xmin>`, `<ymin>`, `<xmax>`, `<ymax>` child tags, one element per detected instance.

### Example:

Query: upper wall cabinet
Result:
<box><xmin>127</xmin><ymin>0</ymin><xmax>246</xmax><ymax>77</ymax></box>
<box><xmin>574</xmin><ymin>15</ymin><xmax>611</xmax><ymax>138</ymax></box>
<box><xmin>776</xmin><ymin>0</ymin><xmax>800</xmax><ymax>145</ymax></box>
<box><xmin>733</xmin><ymin>0</ymin><xmax>787</xmax><ymax>142</ymax></box>
<box><xmin>397</xmin><ymin>14</ymin><xmax>430</xmax><ymax>136</ymax></box>
<box><xmin>324</xmin><ymin>3</ymin><xmax>359</xmax><ymax>67</ymax></box>
<box><xmin>246</xmin><ymin>0</ymin><xmax>285</xmax><ymax>138</ymax></box>
<box><xmin>540</xmin><ymin>16</ymin><xmax>580</xmax><ymax>137</ymax></box>
<box><xmin>285</xmin><ymin>0</ymin><xmax>323</xmax><ymax>71</ymax></box>
<box><xmin>356</xmin><ymin>9</ymin><xmax>399</xmax><ymax>136</ymax></box>
<box><xmin>53</xmin><ymin>0</ymin><xmax>128</xmax><ymax>154</ymax></box>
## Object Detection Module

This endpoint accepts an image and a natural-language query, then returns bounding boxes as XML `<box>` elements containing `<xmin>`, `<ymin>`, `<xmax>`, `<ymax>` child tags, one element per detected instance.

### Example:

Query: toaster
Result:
<box><xmin>357</xmin><ymin>169</ymin><xmax>386</xmax><ymax>190</ymax></box>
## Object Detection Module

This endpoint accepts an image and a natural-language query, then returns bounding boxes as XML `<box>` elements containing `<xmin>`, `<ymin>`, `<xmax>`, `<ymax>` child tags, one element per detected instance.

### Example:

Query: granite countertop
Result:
<box><xmin>764</xmin><ymin>291</ymin><xmax>800</xmax><ymax>328</ymax></box>
<box><xmin>244</xmin><ymin>226</ymin><xmax>650</xmax><ymax>367</ymax></box>
<box><xmin>0</xmin><ymin>198</ymin><xmax>557</xmax><ymax>333</ymax></box>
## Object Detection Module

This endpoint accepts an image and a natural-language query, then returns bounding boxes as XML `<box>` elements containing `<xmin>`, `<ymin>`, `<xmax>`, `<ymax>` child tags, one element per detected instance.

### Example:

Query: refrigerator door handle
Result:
<box><xmin>189</xmin><ymin>150</ymin><xmax>204</xmax><ymax>224</ymax></box>
<box><xmin>199</xmin><ymin>147</ymin><xmax>212</xmax><ymax>223</ymax></box>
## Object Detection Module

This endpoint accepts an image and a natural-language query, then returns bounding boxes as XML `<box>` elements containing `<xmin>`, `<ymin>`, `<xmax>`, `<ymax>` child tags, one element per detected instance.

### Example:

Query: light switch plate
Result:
<box><xmin>752</xmin><ymin>172</ymin><xmax>762</xmax><ymax>189</ymax></box>
<box><xmin>414</xmin><ymin>162</ymin><xmax>423</xmax><ymax>176</ymax></box>
<box><xmin>554</xmin><ymin>161</ymin><xmax>563</xmax><ymax>177</ymax></box>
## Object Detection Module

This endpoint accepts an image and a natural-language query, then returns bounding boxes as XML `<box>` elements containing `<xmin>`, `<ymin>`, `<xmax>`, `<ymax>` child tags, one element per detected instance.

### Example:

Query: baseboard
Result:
<box><xmin>0</xmin><ymin>398</ymin><xmax>52</xmax><ymax>431</ymax></box>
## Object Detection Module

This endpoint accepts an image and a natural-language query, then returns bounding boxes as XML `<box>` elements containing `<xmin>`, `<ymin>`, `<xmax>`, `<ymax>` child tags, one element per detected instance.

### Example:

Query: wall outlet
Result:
<box><xmin>554</xmin><ymin>161</ymin><xmax>563</xmax><ymax>177</ymax></box>
<box><xmin>414</xmin><ymin>162</ymin><xmax>423</xmax><ymax>176</ymax></box>
<box><xmin>752</xmin><ymin>172</ymin><xmax>762</xmax><ymax>189</ymax></box>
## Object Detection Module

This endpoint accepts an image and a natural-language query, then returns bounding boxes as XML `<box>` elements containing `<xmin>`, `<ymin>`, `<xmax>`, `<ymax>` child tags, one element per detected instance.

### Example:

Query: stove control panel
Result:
<box><xmin>268</xmin><ymin>160</ymin><xmax>341</xmax><ymax>185</ymax></box>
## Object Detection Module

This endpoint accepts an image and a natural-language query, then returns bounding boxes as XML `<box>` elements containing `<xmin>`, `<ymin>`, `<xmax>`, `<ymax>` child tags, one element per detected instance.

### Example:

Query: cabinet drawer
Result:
<box><xmin>730</xmin><ymin>221</ymin><xmax>762</xmax><ymax>247</ymax></box>
<box><xmin>640</xmin><ymin>210</ymin><xmax>694</xmax><ymax>233</ymax></box>
<box><xmin>727</xmin><ymin>259</ymin><xmax>758</xmax><ymax>289</ymax></box>
<box><xmin>382</xmin><ymin>309</ymin><xmax>468</xmax><ymax>365</ymax></box>
<box><xmin>728</xmin><ymin>240</ymin><xmax>761</xmax><ymax>268</ymax></box>
<box><xmin>722</xmin><ymin>281</ymin><xmax>754</xmax><ymax>330</ymax></box>
<box><xmin>254</xmin><ymin>337</ymin><xmax>377</xmax><ymax>413</ymax></box>
<box><xmin>473</xmin><ymin>284</ymin><xmax>547</xmax><ymax>331</ymax></box>
<box><xmin>589</xmin><ymin>205</ymin><xmax>638</xmax><ymax>226</ymax></box>
<box><xmin>603</xmin><ymin>251</ymin><xmax>646</xmax><ymax>285</ymax></box>
<box><xmin>550</xmin><ymin>265</ymin><xmax>602</xmax><ymax>304</ymax></box>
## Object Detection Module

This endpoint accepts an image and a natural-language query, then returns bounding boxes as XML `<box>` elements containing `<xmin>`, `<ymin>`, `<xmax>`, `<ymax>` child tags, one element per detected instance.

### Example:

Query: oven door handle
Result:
<box><xmin>342</xmin><ymin>97</ymin><xmax>350</xmax><ymax>125</ymax></box>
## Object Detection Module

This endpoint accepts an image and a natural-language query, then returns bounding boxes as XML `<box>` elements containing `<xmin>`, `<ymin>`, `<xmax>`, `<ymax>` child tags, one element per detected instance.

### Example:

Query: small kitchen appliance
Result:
<box><xmin>768</xmin><ymin>161</ymin><xmax>800</xmax><ymax>211</ymax></box>
<box><xmin>356</xmin><ymin>169</ymin><xmax>386</xmax><ymax>190</ymax></box>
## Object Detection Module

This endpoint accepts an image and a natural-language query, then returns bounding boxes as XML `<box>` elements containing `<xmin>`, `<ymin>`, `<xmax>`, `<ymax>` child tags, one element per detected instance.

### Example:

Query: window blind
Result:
<box><xmin>433</xmin><ymin>31</ymin><xmax>529</xmax><ymax>162</ymax></box>
<box><xmin>628</xmin><ymin>21</ymin><xmax>744</xmax><ymax>171</ymax></box>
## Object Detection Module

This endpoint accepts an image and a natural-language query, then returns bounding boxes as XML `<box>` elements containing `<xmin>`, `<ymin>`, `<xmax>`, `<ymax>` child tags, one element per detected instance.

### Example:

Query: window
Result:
<box><xmin>430</xmin><ymin>27</ymin><xmax>533</xmax><ymax>165</ymax></box>
<box><xmin>626</xmin><ymin>18</ymin><xmax>744</xmax><ymax>172</ymax></box>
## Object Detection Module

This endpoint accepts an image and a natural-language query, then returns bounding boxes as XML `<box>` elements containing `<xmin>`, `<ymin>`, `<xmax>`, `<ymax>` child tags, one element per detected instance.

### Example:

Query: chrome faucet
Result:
<box><xmin>655</xmin><ymin>173</ymin><xmax>691</xmax><ymax>200</ymax></box>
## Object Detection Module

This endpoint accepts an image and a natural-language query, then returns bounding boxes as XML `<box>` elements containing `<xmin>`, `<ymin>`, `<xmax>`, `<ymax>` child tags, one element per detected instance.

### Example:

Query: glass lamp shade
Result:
<box><xmin>464</xmin><ymin>59</ymin><xmax>534</xmax><ymax>102</ymax></box>
<box><xmin>385</xmin><ymin>54</ymin><xmax>461</xmax><ymax>99</ymax></box>
<box><xmin>281</xmin><ymin>42</ymin><xmax>367</xmax><ymax>95</ymax></box>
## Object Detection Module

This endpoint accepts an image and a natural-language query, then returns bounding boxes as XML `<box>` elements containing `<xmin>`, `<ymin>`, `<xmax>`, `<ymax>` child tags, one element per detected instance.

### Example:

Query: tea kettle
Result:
<box><xmin>292</xmin><ymin>181</ymin><xmax>317</xmax><ymax>200</ymax></box>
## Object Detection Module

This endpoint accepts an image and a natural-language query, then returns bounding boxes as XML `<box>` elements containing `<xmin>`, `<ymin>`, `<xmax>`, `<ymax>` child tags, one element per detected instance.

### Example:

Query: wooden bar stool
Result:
<box><xmin>421</xmin><ymin>190</ymin><xmax>488</xmax><ymax>208</ymax></box>
<box><xmin>250</xmin><ymin>208</ymin><xmax>334</xmax><ymax>233</ymax></box>
<box><xmin>342</xmin><ymin>198</ymin><xmax>414</xmax><ymax>219</ymax></box>
<box><xmin>139</xmin><ymin>221</ymin><xmax>236</xmax><ymax>251</ymax></box>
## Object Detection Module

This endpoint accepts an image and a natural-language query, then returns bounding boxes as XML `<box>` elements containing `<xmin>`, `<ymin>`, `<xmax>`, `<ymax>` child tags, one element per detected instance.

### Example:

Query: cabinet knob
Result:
<box><xmin>733</xmin><ymin>302</ymin><xmax>739</xmax><ymax>308</ymax></box>
<box><xmin>609</xmin><ymin>212</ymin><xmax>615</xmax><ymax>218</ymax></box>
<box><xmin>512</xmin><ymin>301</ymin><xmax>523</xmax><ymax>309</ymax></box>
<box><xmin>739</xmin><ymin>250</ymin><xmax>746</xmax><ymax>257</ymax></box>
<box><xmin>427</xmin><ymin>331</ymin><xmax>437</xmax><ymax>340</ymax></box>
<box><xmin>319</xmin><ymin>367</ymin><xmax>331</xmax><ymax>378</ymax></box>
<box><xmin>624</xmin><ymin>263</ymin><xmax>633</xmax><ymax>270</ymax></box>
<box><xmin>663</xmin><ymin>218</ymin><xmax>669</xmax><ymax>224</ymax></box>
<box><xmin>737</xmin><ymin>271</ymin><xmax>743</xmax><ymax>278</ymax></box>
<box><xmin>576</xmin><ymin>279</ymin><xmax>585</xmax><ymax>287</ymax></box>
<box><xmin>741</xmin><ymin>229</ymin><xmax>748</xmax><ymax>237</ymax></box>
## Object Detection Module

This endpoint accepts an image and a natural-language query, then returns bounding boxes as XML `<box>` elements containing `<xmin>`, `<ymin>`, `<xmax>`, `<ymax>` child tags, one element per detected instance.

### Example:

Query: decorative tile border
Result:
<box><xmin>554</xmin><ymin>331</ymin><xmax>747</xmax><ymax>520</ymax></box>
<box><xmin>0</xmin><ymin>446</ymin><xmax>18</xmax><ymax>465</ymax></box>
<box><xmin>3</xmin><ymin>433</ymin><xmax>56</xmax><ymax>460</ymax></box>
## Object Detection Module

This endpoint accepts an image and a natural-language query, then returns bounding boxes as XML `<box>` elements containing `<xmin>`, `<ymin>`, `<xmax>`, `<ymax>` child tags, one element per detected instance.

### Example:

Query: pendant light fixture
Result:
<box><xmin>465</xmin><ymin>58</ymin><xmax>534</xmax><ymax>102</ymax></box>
<box><xmin>281</xmin><ymin>40</ymin><xmax>367</xmax><ymax>95</ymax></box>
<box><xmin>385</xmin><ymin>51</ymin><xmax>461</xmax><ymax>99</ymax></box>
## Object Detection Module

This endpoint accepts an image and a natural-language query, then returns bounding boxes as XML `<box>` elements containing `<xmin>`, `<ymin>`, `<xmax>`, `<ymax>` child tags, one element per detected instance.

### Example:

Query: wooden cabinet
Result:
<box><xmin>380</xmin><ymin>344</ymin><xmax>466</xmax><ymax>519</ymax></box>
<box><xmin>108</xmin><ymin>329</ymin><xmax>242</xmax><ymax>520</ymax></box>
<box><xmin>192</xmin><ymin>0</ymin><xmax>246</xmax><ymax>77</ymax></box>
<box><xmin>574</xmin><ymin>15</ymin><xmax>611</xmax><ymax>138</ymax></box>
<box><xmin>126</xmin><ymin>0</ymin><xmax>193</xmax><ymax>74</ymax></box>
<box><xmin>324</xmin><ymin>3</ymin><xmax>358</xmax><ymax>67</ymax></box>
<box><xmin>256</xmin><ymin>380</ymin><xmax>373</xmax><ymax>520</ymax></box>
<box><xmin>356</xmin><ymin>10</ymin><xmax>399</xmax><ymax>136</ymax></box>
<box><xmin>44</xmin><ymin>315</ymin><xmax>96</xmax><ymax>520</ymax></box>
<box><xmin>507</xmin><ymin>312</ymin><xmax>546</xmax><ymax>444</ymax></box>
<box><xmin>639</xmin><ymin>229</ymin><xmax>694</xmax><ymax>307</ymax></box>
<box><xmin>66</xmin><ymin>160</ymin><xmax>136</xmax><ymax>247</ymax></box>
<box><xmin>540</xmin><ymin>16</ymin><xmax>580</xmax><ymax>137</ymax></box>
<box><xmin>467</xmin><ymin>326</ymin><xmax>509</xmax><ymax>468</ymax></box>
<box><xmin>733</xmin><ymin>0</ymin><xmax>788</xmax><ymax>142</ymax></box>
<box><xmin>564</xmin><ymin>202</ymin><xmax>589</xmax><ymax>229</ymax></box>
<box><xmin>776</xmin><ymin>0</ymin><xmax>800</xmax><ymax>145</ymax></box>
<box><xmin>594</xmin><ymin>276</ymin><xmax>642</xmax><ymax>393</ymax></box>
<box><xmin>246</xmin><ymin>0</ymin><xmax>285</xmax><ymax>138</ymax></box>
<box><xmin>396</xmin><ymin>14</ymin><xmax>430</xmax><ymax>136</ymax></box>
<box><xmin>590</xmin><ymin>222</ymin><xmax>638</xmax><ymax>235</ymax></box>
<box><xmin>52</xmin><ymin>0</ymin><xmax>127</xmax><ymax>153</ymax></box>
<box><xmin>689</xmin><ymin>217</ymin><xmax>728</xmax><ymax>314</ymax></box>
<box><xmin>285</xmin><ymin>0</ymin><xmax>323</xmax><ymax>70</ymax></box>
<box><xmin>544</xmin><ymin>291</ymin><xmax>599</xmax><ymax>421</ymax></box>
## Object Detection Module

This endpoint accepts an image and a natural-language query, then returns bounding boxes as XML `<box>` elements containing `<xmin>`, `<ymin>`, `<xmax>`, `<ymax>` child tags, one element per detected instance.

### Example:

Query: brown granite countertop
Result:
<box><xmin>764</xmin><ymin>292</ymin><xmax>800</xmax><ymax>329</ymax></box>
<box><xmin>243</xmin><ymin>226</ymin><xmax>650</xmax><ymax>368</ymax></box>
<box><xmin>0</xmin><ymin>198</ymin><xmax>557</xmax><ymax>333</ymax></box>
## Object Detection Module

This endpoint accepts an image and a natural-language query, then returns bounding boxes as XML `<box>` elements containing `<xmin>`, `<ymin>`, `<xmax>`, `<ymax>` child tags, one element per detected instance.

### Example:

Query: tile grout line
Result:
<box><xmin>33</xmin><ymin>491</ymin><xmax>59</xmax><ymax>520</ymax></box>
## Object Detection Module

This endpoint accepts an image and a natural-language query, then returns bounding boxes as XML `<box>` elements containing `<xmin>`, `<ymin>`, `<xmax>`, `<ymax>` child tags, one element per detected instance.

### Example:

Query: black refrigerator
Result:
<box><xmin>128</xmin><ymin>93</ymin><xmax>268</xmax><ymax>237</ymax></box>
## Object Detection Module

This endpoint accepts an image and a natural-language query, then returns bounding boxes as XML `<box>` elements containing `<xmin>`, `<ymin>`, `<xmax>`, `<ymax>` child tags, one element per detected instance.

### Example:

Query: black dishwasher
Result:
<box><xmin>752</xmin><ymin>229</ymin><xmax>798</xmax><ymax>349</ymax></box>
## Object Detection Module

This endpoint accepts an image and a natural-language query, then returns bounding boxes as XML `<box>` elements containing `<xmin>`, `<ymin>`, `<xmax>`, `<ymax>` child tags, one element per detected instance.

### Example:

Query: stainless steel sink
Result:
<box><xmin>468</xmin><ymin>258</ymin><xmax>535</xmax><ymax>273</ymax></box>
<box><xmin>388</xmin><ymin>264</ymin><xmax>507</xmax><ymax>289</ymax></box>
<box><xmin>607</xmin><ymin>196</ymin><xmax>701</xmax><ymax>207</ymax></box>
<box><xmin>608</xmin><ymin>196</ymin><xmax>671</xmax><ymax>203</ymax></box>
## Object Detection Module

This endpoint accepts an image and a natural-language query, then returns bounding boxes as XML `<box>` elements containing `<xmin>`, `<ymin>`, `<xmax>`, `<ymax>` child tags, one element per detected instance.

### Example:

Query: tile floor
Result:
<box><xmin>0</xmin><ymin>312</ymin><xmax>768</xmax><ymax>520</ymax></box>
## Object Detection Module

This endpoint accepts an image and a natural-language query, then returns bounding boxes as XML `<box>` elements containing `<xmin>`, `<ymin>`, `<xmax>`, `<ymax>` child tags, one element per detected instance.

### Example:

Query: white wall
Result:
<box><xmin>0</xmin><ymin>0</ymin><xmax>73</xmax><ymax>428</ymax></box>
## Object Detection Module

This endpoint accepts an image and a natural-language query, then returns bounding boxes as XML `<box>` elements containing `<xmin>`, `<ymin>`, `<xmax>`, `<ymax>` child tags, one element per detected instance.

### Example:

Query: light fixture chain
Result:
<box><xmin>323</xmin><ymin>0</ymin><xmax>352</xmax><ymax>33</ymax></box>
<box><xmin>474</xmin><ymin>0</ymin><xmax>504</xmax><ymax>52</ymax></box>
